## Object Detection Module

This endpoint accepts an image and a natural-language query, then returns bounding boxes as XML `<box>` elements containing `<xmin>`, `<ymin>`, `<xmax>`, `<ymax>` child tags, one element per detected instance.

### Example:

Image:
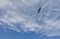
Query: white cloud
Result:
<box><xmin>0</xmin><ymin>0</ymin><xmax>60</xmax><ymax>37</ymax></box>
<box><xmin>22</xmin><ymin>0</ymin><xmax>39</xmax><ymax>6</ymax></box>
<box><xmin>0</xmin><ymin>0</ymin><xmax>8</xmax><ymax>7</ymax></box>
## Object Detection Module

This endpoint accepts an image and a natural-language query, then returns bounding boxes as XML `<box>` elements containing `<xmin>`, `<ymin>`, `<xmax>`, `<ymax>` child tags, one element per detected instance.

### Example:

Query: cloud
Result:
<box><xmin>0</xmin><ymin>0</ymin><xmax>8</xmax><ymax>8</ymax></box>
<box><xmin>0</xmin><ymin>0</ymin><xmax>60</xmax><ymax>37</ymax></box>
<box><xmin>21</xmin><ymin>0</ymin><xmax>39</xmax><ymax>6</ymax></box>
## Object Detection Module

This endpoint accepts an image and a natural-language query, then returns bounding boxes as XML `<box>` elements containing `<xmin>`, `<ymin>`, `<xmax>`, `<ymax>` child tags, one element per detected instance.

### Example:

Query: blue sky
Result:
<box><xmin>0</xmin><ymin>0</ymin><xmax>60</xmax><ymax>39</ymax></box>
<box><xmin>0</xmin><ymin>29</ymin><xmax>60</xmax><ymax>39</ymax></box>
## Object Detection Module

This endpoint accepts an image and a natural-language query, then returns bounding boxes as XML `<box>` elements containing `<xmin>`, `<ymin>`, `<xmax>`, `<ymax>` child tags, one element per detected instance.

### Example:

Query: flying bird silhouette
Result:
<box><xmin>37</xmin><ymin>7</ymin><xmax>41</xmax><ymax>13</ymax></box>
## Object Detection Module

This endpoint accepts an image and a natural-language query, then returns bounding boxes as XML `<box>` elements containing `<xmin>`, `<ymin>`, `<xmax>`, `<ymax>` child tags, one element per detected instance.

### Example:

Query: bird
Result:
<box><xmin>37</xmin><ymin>7</ymin><xmax>41</xmax><ymax>13</ymax></box>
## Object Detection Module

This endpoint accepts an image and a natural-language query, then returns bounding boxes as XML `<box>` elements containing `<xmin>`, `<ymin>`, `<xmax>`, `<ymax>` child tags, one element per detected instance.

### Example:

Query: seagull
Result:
<box><xmin>37</xmin><ymin>7</ymin><xmax>41</xmax><ymax>13</ymax></box>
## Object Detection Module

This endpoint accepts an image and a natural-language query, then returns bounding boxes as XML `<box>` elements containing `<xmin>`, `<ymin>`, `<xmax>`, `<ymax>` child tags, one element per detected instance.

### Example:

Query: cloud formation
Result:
<box><xmin>0</xmin><ymin>0</ymin><xmax>60</xmax><ymax>37</ymax></box>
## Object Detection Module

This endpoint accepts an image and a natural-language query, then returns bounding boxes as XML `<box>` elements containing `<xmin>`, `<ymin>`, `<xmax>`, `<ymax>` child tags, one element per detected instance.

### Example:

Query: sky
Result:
<box><xmin>0</xmin><ymin>0</ymin><xmax>60</xmax><ymax>39</ymax></box>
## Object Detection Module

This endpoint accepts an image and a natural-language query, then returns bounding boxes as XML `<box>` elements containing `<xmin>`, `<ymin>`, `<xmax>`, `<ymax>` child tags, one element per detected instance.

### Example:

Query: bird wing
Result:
<box><xmin>38</xmin><ymin>7</ymin><xmax>41</xmax><ymax>13</ymax></box>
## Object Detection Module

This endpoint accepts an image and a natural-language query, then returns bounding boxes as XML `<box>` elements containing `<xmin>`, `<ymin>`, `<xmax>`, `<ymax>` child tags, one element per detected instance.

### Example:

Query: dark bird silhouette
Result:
<box><xmin>37</xmin><ymin>7</ymin><xmax>41</xmax><ymax>13</ymax></box>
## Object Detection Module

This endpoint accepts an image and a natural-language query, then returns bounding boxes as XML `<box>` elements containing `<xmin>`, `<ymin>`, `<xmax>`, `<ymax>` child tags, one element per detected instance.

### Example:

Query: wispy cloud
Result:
<box><xmin>0</xmin><ymin>0</ymin><xmax>60</xmax><ymax>37</ymax></box>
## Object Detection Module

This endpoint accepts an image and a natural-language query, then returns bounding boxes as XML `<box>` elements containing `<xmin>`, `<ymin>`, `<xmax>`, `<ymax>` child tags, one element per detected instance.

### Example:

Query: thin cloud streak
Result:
<box><xmin>0</xmin><ymin>0</ymin><xmax>60</xmax><ymax>37</ymax></box>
